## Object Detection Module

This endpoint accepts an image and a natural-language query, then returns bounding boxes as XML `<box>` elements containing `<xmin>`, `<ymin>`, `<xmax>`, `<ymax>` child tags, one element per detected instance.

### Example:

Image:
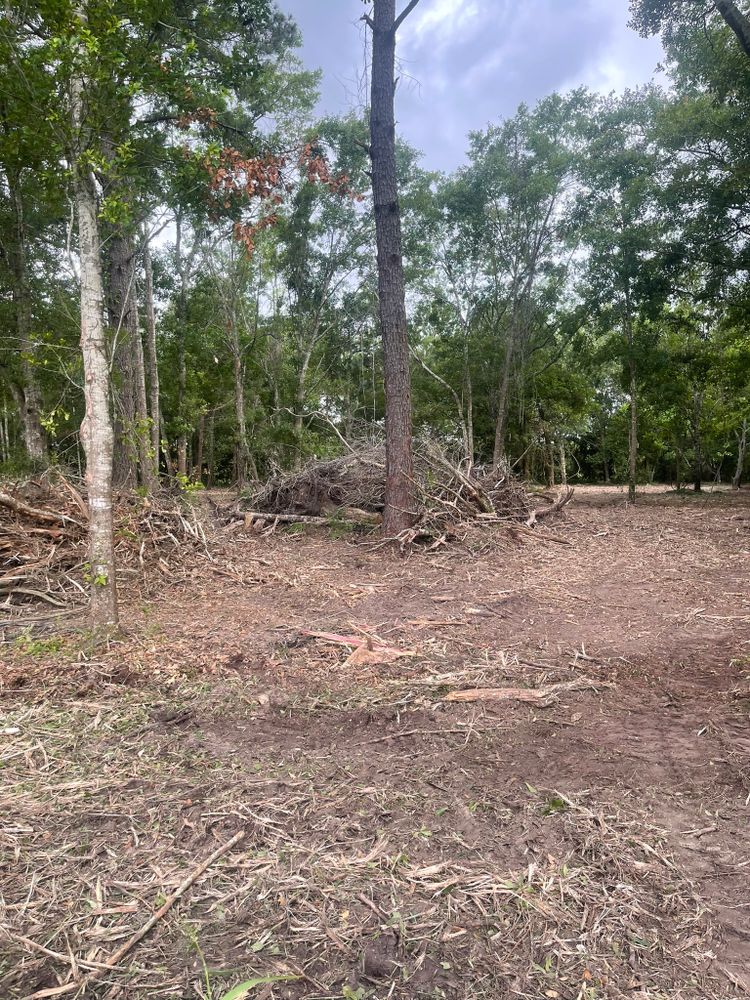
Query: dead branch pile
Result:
<box><xmin>249</xmin><ymin>443</ymin><xmax>388</xmax><ymax>516</ymax></box>
<box><xmin>0</xmin><ymin>473</ymin><xmax>210</xmax><ymax>621</ymax></box>
<box><xmin>238</xmin><ymin>439</ymin><xmax>572</xmax><ymax>546</ymax></box>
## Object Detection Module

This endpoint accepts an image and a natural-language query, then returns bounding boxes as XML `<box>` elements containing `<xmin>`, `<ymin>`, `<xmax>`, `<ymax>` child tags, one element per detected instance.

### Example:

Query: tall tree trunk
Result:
<box><xmin>132</xmin><ymin>303</ymin><xmax>153</xmax><ymax>490</ymax></box>
<box><xmin>71</xmin><ymin>32</ymin><xmax>118</xmax><ymax>633</ymax></box>
<box><xmin>176</xmin><ymin>339</ymin><xmax>187</xmax><ymax>477</ymax></box>
<box><xmin>559</xmin><ymin>440</ymin><xmax>567</xmax><ymax>486</ymax></box>
<box><xmin>628</xmin><ymin>361</ymin><xmax>638</xmax><ymax>502</ymax></box>
<box><xmin>692</xmin><ymin>390</ymin><xmax>703</xmax><ymax>492</ymax></box>
<box><xmin>624</xmin><ymin>293</ymin><xmax>637</xmax><ymax>503</ymax></box>
<box><xmin>293</xmin><ymin>343</ymin><xmax>313</xmax><ymax>468</ymax></box>
<box><xmin>0</xmin><ymin>401</ymin><xmax>8</xmax><ymax>462</ymax></box>
<box><xmin>229</xmin><ymin>304</ymin><xmax>254</xmax><ymax>487</ymax></box>
<box><xmin>463</xmin><ymin>330</ymin><xmax>474</xmax><ymax>470</ymax></box>
<box><xmin>159</xmin><ymin>405</ymin><xmax>174</xmax><ymax>478</ymax></box>
<box><xmin>142</xmin><ymin>233</ymin><xmax>160</xmax><ymax>484</ymax></box>
<box><xmin>106</xmin><ymin>232</ymin><xmax>138</xmax><ymax>486</ymax></box>
<box><xmin>600</xmin><ymin>421</ymin><xmax>610</xmax><ymax>484</ymax></box>
<box><xmin>716</xmin><ymin>0</ymin><xmax>750</xmax><ymax>58</ymax></box>
<box><xmin>733</xmin><ymin>418</ymin><xmax>747</xmax><ymax>490</ymax></box>
<box><xmin>369</xmin><ymin>0</ymin><xmax>418</xmax><ymax>537</ymax></box>
<box><xmin>175</xmin><ymin>214</ymin><xmax>188</xmax><ymax>478</ymax></box>
<box><xmin>546</xmin><ymin>436</ymin><xmax>556</xmax><ymax>488</ymax></box>
<box><xmin>206</xmin><ymin>410</ymin><xmax>215</xmax><ymax>487</ymax></box>
<box><xmin>523</xmin><ymin>446</ymin><xmax>532</xmax><ymax>481</ymax></box>
<box><xmin>195</xmin><ymin>411</ymin><xmax>205</xmax><ymax>482</ymax></box>
<box><xmin>293</xmin><ymin>381</ymin><xmax>304</xmax><ymax>463</ymax></box>
<box><xmin>492</xmin><ymin>325</ymin><xmax>516</xmax><ymax>468</ymax></box>
<box><xmin>6</xmin><ymin>169</ymin><xmax>47</xmax><ymax>463</ymax></box>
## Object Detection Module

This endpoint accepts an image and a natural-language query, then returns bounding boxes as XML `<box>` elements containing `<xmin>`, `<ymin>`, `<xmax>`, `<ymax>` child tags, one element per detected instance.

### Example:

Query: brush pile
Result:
<box><xmin>0</xmin><ymin>473</ymin><xmax>210</xmax><ymax>624</ymax></box>
<box><xmin>238</xmin><ymin>439</ymin><xmax>572</xmax><ymax>547</ymax></box>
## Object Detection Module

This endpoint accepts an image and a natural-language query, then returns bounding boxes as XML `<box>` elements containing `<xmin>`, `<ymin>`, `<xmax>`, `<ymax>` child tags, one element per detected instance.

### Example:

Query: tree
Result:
<box><xmin>630</xmin><ymin>0</ymin><xmax>750</xmax><ymax>59</ymax></box>
<box><xmin>365</xmin><ymin>0</ymin><xmax>420</xmax><ymax>537</ymax></box>
<box><xmin>577</xmin><ymin>91</ymin><xmax>678</xmax><ymax>501</ymax></box>
<box><xmin>70</xmin><ymin>2</ymin><xmax>119</xmax><ymax>632</ymax></box>
<box><xmin>3</xmin><ymin>0</ymin><xmax>311</xmax><ymax>630</ymax></box>
<box><xmin>462</xmin><ymin>93</ymin><xmax>587</xmax><ymax>468</ymax></box>
<box><xmin>276</xmin><ymin>122</ymin><xmax>372</xmax><ymax>464</ymax></box>
<box><xmin>0</xmin><ymin>8</ymin><xmax>56</xmax><ymax>464</ymax></box>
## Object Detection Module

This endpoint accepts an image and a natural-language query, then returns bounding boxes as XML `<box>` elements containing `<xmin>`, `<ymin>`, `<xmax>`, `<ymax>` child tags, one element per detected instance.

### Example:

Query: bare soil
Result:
<box><xmin>1</xmin><ymin>486</ymin><xmax>749</xmax><ymax>999</ymax></box>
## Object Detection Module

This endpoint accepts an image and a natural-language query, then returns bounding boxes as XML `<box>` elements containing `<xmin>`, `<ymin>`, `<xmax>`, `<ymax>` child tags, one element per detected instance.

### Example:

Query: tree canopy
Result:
<box><xmin>1</xmin><ymin>0</ymin><xmax>748</xmax><ymax>538</ymax></box>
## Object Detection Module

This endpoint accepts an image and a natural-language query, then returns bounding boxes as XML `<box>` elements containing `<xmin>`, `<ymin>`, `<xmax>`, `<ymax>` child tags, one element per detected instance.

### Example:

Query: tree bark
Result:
<box><xmin>175</xmin><ymin>214</ymin><xmax>188</xmax><ymax>478</ymax></box>
<box><xmin>0</xmin><ymin>401</ymin><xmax>9</xmax><ymax>462</ymax></box>
<box><xmin>624</xmin><ymin>290</ymin><xmax>637</xmax><ymax>503</ymax></box>
<box><xmin>559</xmin><ymin>440</ymin><xmax>567</xmax><ymax>486</ymax></box>
<box><xmin>142</xmin><ymin>233</ymin><xmax>161</xmax><ymax>484</ymax></box>
<box><xmin>628</xmin><ymin>360</ymin><xmax>638</xmax><ymax>502</ymax></box>
<box><xmin>293</xmin><ymin>342</ymin><xmax>314</xmax><ymax>468</ymax></box>
<box><xmin>733</xmin><ymin>418</ymin><xmax>747</xmax><ymax>489</ymax></box>
<box><xmin>716</xmin><ymin>0</ymin><xmax>750</xmax><ymax>58</ymax></box>
<box><xmin>601</xmin><ymin>425</ymin><xmax>609</xmax><ymax>486</ymax></box>
<box><xmin>195</xmin><ymin>411</ymin><xmax>205</xmax><ymax>482</ymax></box>
<box><xmin>229</xmin><ymin>302</ymin><xmax>255</xmax><ymax>487</ymax></box>
<box><xmin>692</xmin><ymin>389</ymin><xmax>703</xmax><ymax>492</ymax></box>
<box><xmin>206</xmin><ymin>410</ymin><xmax>215</xmax><ymax>487</ymax></box>
<box><xmin>6</xmin><ymin>168</ymin><xmax>47</xmax><ymax>463</ymax></box>
<box><xmin>492</xmin><ymin>325</ymin><xmax>516</xmax><ymax>468</ymax></box>
<box><xmin>600</xmin><ymin>422</ymin><xmax>610</xmax><ymax>483</ymax></box>
<box><xmin>106</xmin><ymin>232</ymin><xmax>138</xmax><ymax>486</ymax></box>
<box><xmin>71</xmin><ymin>19</ymin><xmax>119</xmax><ymax>633</ymax></box>
<box><xmin>546</xmin><ymin>435</ymin><xmax>556</xmax><ymax>488</ymax></box>
<box><xmin>369</xmin><ymin>0</ymin><xmax>418</xmax><ymax>537</ymax></box>
<box><xmin>463</xmin><ymin>331</ymin><xmax>474</xmax><ymax>470</ymax></box>
<box><xmin>132</xmin><ymin>298</ymin><xmax>153</xmax><ymax>490</ymax></box>
<box><xmin>159</xmin><ymin>405</ymin><xmax>174</xmax><ymax>478</ymax></box>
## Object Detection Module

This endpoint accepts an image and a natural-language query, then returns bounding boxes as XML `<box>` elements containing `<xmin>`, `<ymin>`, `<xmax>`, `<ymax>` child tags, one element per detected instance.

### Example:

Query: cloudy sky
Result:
<box><xmin>278</xmin><ymin>0</ymin><xmax>664</xmax><ymax>172</ymax></box>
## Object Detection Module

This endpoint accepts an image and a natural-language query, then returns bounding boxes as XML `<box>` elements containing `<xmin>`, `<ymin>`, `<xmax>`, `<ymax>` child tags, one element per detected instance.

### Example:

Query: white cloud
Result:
<box><xmin>402</xmin><ymin>0</ymin><xmax>484</xmax><ymax>55</ymax></box>
<box><xmin>564</xmin><ymin>0</ymin><xmax>665</xmax><ymax>93</ymax></box>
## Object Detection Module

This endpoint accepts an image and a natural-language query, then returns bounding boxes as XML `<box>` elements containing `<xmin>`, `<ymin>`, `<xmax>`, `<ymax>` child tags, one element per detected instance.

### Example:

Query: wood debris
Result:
<box><xmin>0</xmin><ymin>472</ymin><xmax>212</xmax><ymax>627</ymax></box>
<box><xmin>443</xmin><ymin>677</ymin><xmax>610</xmax><ymax>705</ymax></box>
<box><xmin>226</xmin><ymin>438</ymin><xmax>573</xmax><ymax>548</ymax></box>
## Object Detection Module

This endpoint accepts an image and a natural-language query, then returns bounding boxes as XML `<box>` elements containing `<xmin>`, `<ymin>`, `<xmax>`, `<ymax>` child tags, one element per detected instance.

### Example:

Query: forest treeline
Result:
<box><xmin>1</xmin><ymin>0</ymin><xmax>749</xmax><ymax>499</ymax></box>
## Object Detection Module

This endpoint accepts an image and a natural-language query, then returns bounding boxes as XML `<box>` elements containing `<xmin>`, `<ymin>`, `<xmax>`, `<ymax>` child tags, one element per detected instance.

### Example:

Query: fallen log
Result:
<box><xmin>0</xmin><ymin>491</ymin><xmax>85</xmax><ymax>529</ymax></box>
<box><xmin>242</xmin><ymin>512</ymin><xmax>325</xmax><ymax>530</ymax></box>
<box><xmin>444</xmin><ymin>687</ymin><xmax>557</xmax><ymax>706</ymax></box>
<box><xmin>242</xmin><ymin>507</ymin><xmax>382</xmax><ymax>529</ymax></box>
<box><xmin>443</xmin><ymin>677</ymin><xmax>609</xmax><ymax>705</ymax></box>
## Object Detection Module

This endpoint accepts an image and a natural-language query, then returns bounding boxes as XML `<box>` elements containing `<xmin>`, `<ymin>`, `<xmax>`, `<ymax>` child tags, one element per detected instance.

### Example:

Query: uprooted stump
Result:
<box><xmin>233</xmin><ymin>440</ymin><xmax>573</xmax><ymax>548</ymax></box>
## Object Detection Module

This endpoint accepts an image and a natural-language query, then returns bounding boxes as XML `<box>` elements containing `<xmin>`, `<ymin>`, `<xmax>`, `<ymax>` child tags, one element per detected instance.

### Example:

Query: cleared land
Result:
<box><xmin>1</xmin><ymin>486</ymin><xmax>749</xmax><ymax>999</ymax></box>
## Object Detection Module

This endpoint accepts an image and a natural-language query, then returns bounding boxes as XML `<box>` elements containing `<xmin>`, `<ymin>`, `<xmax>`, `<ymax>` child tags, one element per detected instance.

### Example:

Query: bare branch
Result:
<box><xmin>394</xmin><ymin>0</ymin><xmax>421</xmax><ymax>32</ymax></box>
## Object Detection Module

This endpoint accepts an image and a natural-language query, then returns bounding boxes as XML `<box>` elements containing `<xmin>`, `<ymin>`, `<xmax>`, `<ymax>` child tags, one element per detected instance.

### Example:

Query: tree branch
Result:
<box><xmin>394</xmin><ymin>0</ymin><xmax>421</xmax><ymax>32</ymax></box>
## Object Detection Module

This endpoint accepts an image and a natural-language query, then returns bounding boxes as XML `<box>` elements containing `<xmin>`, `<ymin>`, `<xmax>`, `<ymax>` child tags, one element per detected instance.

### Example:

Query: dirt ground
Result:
<box><xmin>1</xmin><ymin>485</ymin><xmax>749</xmax><ymax>1000</ymax></box>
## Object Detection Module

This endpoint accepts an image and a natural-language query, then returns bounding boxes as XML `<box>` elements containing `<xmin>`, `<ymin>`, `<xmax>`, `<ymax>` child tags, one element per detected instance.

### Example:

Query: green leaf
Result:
<box><xmin>219</xmin><ymin>975</ymin><xmax>300</xmax><ymax>1000</ymax></box>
